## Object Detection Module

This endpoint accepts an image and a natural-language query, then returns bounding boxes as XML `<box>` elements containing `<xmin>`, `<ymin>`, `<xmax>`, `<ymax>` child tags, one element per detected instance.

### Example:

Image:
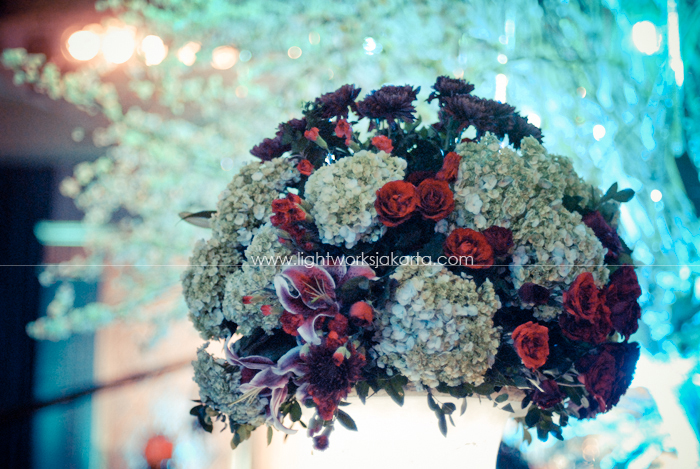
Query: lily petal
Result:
<box><xmin>274</xmin><ymin>275</ymin><xmax>312</xmax><ymax>316</ymax></box>
<box><xmin>281</xmin><ymin>265</ymin><xmax>336</xmax><ymax>309</ymax></box>
<box><xmin>268</xmin><ymin>385</ymin><xmax>297</xmax><ymax>435</ymax></box>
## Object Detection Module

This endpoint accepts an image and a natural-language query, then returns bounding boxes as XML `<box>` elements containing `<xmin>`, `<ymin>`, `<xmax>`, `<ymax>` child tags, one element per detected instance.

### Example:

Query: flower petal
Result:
<box><xmin>268</xmin><ymin>385</ymin><xmax>297</xmax><ymax>434</ymax></box>
<box><xmin>274</xmin><ymin>275</ymin><xmax>312</xmax><ymax>315</ymax></box>
<box><xmin>281</xmin><ymin>265</ymin><xmax>336</xmax><ymax>309</ymax></box>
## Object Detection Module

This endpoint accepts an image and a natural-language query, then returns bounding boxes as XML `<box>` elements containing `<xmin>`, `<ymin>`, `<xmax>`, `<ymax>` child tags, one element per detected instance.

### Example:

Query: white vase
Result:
<box><xmin>243</xmin><ymin>393</ymin><xmax>520</xmax><ymax>469</ymax></box>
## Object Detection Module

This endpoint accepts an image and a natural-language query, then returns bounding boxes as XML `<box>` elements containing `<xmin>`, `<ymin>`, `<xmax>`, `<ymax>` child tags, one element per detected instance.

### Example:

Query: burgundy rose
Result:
<box><xmin>374</xmin><ymin>180</ymin><xmax>418</xmax><ymax>227</ymax></box>
<box><xmin>512</xmin><ymin>321</ymin><xmax>549</xmax><ymax>370</ymax></box>
<box><xmin>583</xmin><ymin>211</ymin><xmax>622</xmax><ymax>262</ymax></box>
<box><xmin>518</xmin><ymin>283</ymin><xmax>550</xmax><ymax>305</ymax></box>
<box><xmin>297</xmin><ymin>159</ymin><xmax>314</xmax><ymax>176</ymax></box>
<box><xmin>576</xmin><ymin>342</ymin><xmax>640</xmax><ymax>413</ymax></box>
<box><xmin>405</xmin><ymin>171</ymin><xmax>436</xmax><ymax>186</ymax></box>
<box><xmin>443</xmin><ymin>228</ymin><xmax>494</xmax><ymax>269</ymax></box>
<box><xmin>605</xmin><ymin>266</ymin><xmax>642</xmax><ymax>339</ymax></box>
<box><xmin>481</xmin><ymin>226</ymin><xmax>513</xmax><ymax>258</ymax></box>
<box><xmin>416</xmin><ymin>178</ymin><xmax>455</xmax><ymax>221</ymax></box>
<box><xmin>532</xmin><ymin>379</ymin><xmax>564</xmax><ymax>409</ymax></box>
<box><xmin>435</xmin><ymin>151</ymin><xmax>462</xmax><ymax>182</ymax></box>
<box><xmin>560</xmin><ymin>272</ymin><xmax>613</xmax><ymax>344</ymax></box>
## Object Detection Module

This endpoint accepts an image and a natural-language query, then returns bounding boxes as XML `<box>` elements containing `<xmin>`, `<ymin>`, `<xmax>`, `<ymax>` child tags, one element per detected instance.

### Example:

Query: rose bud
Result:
<box><xmin>349</xmin><ymin>301</ymin><xmax>374</xmax><ymax>326</ymax></box>
<box><xmin>334</xmin><ymin>119</ymin><xmax>352</xmax><ymax>140</ymax></box>
<box><xmin>371</xmin><ymin>135</ymin><xmax>394</xmax><ymax>153</ymax></box>
<box><xmin>435</xmin><ymin>151</ymin><xmax>462</xmax><ymax>182</ymax></box>
<box><xmin>374</xmin><ymin>180</ymin><xmax>418</xmax><ymax>227</ymax></box>
<box><xmin>297</xmin><ymin>159</ymin><xmax>314</xmax><ymax>176</ymax></box>
<box><xmin>443</xmin><ymin>228</ymin><xmax>494</xmax><ymax>269</ymax></box>
<box><xmin>304</xmin><ymin>127</ymin><xmax>320</xmax><ymax>141</ymax></box>
<box><xmin>512</xmin><ymin>321</ymin><xmax>549</xmax><ymax>370</ymax></box>
<box><xmin>416</xmin><ymin>178</ymin><xmax>455</xmax><ymax>221</ymax></box>
<box><xmin>313</xmin><ymin>435</ymin><xmax>329</xmax><ymax>451</ymax></box>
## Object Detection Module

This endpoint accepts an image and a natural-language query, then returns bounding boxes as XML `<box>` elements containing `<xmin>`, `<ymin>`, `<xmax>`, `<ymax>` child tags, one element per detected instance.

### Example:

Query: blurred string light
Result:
<box><xmin>494</xmin><ymin>73</ymin><xmax>508</xmax><ymax>102</ymax></box>
<box><xmin>211</xmin><ymin>46</ymin><xmax>238</xmax><ymax>70</ymax></box>
<box><xmin>287</xmin><ymin>46</ymin><xmax>302</xmax><ymax>59</ymax></box>
<box><xmin>66</xmin><ymin>29</ymin><xmax>101</xmax><ymax>61</ymax></box>
<box><xmin>593</xmin><ymin>124</ymin><xmax>606</xmax><ymax>140</ymax></box>
<box><xmin>632</xmin><ymin>21</ymin><xmax>661</xmax><ymax>55</ymax></box>
<box><xmin>102</xmin><ymin>26</ymin><xmax>136</xmax><ymax>64</ymax></box>
<box><xmin>177</xmin><ymin>42</ymin><xmax>200</xmax><ymax>66</ymax></box>
<box><xmin>651</xmin><ymin>189</ymin><xmax>663</xmax><ymax>202</ymax></box>
<box><xmin>667</xmin><ymin>0</ymin><xmax>684</xmax><ymax>86</ymax></box>
<box><xmin>140</xmin><ymin>35</ymin><xmax>167</xmax><ymax>66</ymax></box>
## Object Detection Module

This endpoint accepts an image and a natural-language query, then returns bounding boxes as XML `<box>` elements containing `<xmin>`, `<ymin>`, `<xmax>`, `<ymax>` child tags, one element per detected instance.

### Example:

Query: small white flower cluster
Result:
<box><xmin>182</xmin><ymin>237</ymin><xmax>243</xmax><ymax>339</ymax></box>
<box><xmin>212</xmin><ymin>158</ymin><xmax>300</xmax><ymax>247</ymax></box>
<box><xmin>510</xmin><ymin>198</ymin><xmax>608</xmax><ymax>319</ymax></box>
<box><xmin>304</xmin><ymin>150</ymin><xmax>406</xmax><ymax>248</ymax></box>
<box><xmin>193</xmin><ymin>345</ymin><xmax>267</xmax><ymax>426</ymax></box>
<box><xmin>451</xmin><ymin>134</ymin><xmax>541</xmax><ymax>230</ymax></box>
<box><xmin>222</xmin><ymin>223</ymin><xmax>292</xmax><ymax>335</ymax></box>
<box><xmin>373</xmin><ymin>261</ymin><xmax>501</xmax><ymax>388</ymax></box>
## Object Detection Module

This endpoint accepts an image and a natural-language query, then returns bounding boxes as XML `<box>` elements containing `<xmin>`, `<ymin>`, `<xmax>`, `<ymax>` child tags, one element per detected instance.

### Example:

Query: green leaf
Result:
<box><xmin>267</xmin><ymin>426</ymin><xmax>273</xmax><ymax>446</ymax></box>
<box><xmin>502</xmin><ymin>403</ymin><xmax>515</xmax><ymax>413</ymax></box>
<box><xmin>437</xmin><ymin>412</ymin><xmax>448</xmax><ymax>437</ymax></box>
<box><xmin>460</xmin><ymin>398</ymin><xmax>467</xmax><ymax>416</ymax></box>
<box><xmin>441</xmin><ymin>402</ymin><xmax>456</xmax><ymax>415</ymax></box>
<box><xmin>336</xmin><ymin>409</ymin><xmax>358</xmax><ymax>431</ymax></box>
<box><xmin>613</xmin><ymin>188</ymin><xmax>635</xmax><ymax>202</ymax></box>
<box><xmin>536</xmin><ymin>425</ymin><xmax>548</xmax><ymax>442</ymax></box>
<box><xmin>289</xmin><ymin>401</ymin><xmax>302</xmax><ymax>422</ymax></box>
<box><xmin>427</xmin><ymin>393</ymin><xmax>440</xmax><ymax>412</ymax></box>
<box><xmin>525</xmin><ymin>408</ymin><xmax>540</xmax><ymax>428</ymax></box>
<box><xmin>355</xmin><ymin>381</ymin><xmax>369</xmax><ymax>404</ymax></box>
<box><xmin>179</xmin><ymin>210</ymin><xmax>216</xmax><ymax>228</ymax></box>
<box><xmin>494</xmin><ymin>393</ymin><xmax>509</xmax><ymax>403</ymax></box>
<box><xmin>603</xmin><ymin>182</ymin><xmax>618</xmax><ymax>201</ymax></box>
<box><xmin>523</xmin><ymin>427</ymin><xmax>532</xmax><ymax>446</ymax></box>
<box><xmin>385</xmin><ymin>375</ymin><xmax>406</xmax><ymax>406</ymax></box>
<box><xmin>190</xmin><ymin>404</ymin><xmax>213</xmax><ymax>433</ymax></box>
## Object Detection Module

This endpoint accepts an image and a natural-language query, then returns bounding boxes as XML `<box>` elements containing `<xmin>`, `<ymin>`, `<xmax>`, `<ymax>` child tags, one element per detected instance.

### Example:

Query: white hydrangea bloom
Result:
<box><xmin>182</xmin><ymin>237</ymin><xmax>243</xmax><ymax>339</ymax></box>
<box><xmin>212</xmin><ymin>158</ymin><xmax>300</xmax><ymax>247</ymax></box>
<box><xmin>304</xmin><ymin>150</ymin><xmax>406</xmax><ymax>248</ymax></box>
<box><xmin>509</xmin><ymin>199</ymin><xmax>609</xmax><ymax>319</ymax></box>
<box><xmin>222</xmin><ymin>223</ymin><xmax>293</xmax><ymax>335</ymax></box>
<box><xmin>193</xmin><ymin>345</ymin><xmax>267</xmax><ymax>426</ymax></box>
<box><xmin>373</xmin><ymin>261</ymin><xmax>501</xmax><ymax>388</ymax></box>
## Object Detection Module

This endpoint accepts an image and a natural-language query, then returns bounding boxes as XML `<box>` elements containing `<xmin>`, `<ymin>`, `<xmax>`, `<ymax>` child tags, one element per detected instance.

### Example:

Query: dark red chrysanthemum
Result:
<box><xmin>427</xmin><ymin>76</ymin><xmax>475</xmax><ymax>104</ymax></box>
<box><xmin>299</xmin><ymin>341</ymin><xmax>365</xmax><ymax>421</ymax></box>
<box><xmin>276</xmin><ymin>117</ymin><xmax>308</xmax><ymax>137</ymax></box>
<box><xmin>314</xmin><ymin>84</ymin><xmax>361</xmax><ymax>118</ymax></box>
<box><xmin>250</xmin><ymin>136</ymin><xmax>290</xmax><ymax>161</ymax></box>
<box><xmin>355</xmin><ymin>85</ymin><xmax>420</xmax><ymax>124</ymax></box>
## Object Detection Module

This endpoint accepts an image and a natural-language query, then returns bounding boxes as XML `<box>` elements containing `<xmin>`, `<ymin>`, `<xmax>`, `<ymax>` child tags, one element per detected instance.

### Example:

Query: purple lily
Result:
<box><xmin>225</xmin><ymin>337</ymin><xmax>303</xmax><ymax>434</ymax></box>
<box><xmin>273</xmin><ymin>261</ymin><xmax>376</xmax><ymax>345</ymax></box>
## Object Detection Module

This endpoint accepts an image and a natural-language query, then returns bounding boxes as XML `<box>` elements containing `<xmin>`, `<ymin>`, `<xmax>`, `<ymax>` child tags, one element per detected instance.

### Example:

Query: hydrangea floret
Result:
<box><xmin>182</xmin><ymin>77</ymin><xmax>643</xmax><ymax>451</ymax></box>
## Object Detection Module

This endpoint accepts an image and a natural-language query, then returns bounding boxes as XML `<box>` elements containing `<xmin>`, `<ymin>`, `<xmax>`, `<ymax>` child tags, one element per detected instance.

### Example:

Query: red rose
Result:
<box><xmin>349</xmin><ymin>301</ymin><xmax>373</xmax><ymax>327</ymax></box>
<box><xmin>371</xmin><ymin>135</ymin><xmax>394</xmax><ymax>153</ymax></box>
<box><xmin>271</xmin><ymin>198</ymin><xmax>295</xmax><ymax>213</ymax></box>
<box><xmin>436</xmin><ymin>151</ymin><xmax>462</xmax><ymax>182</ymax></box>
<box><xmin>576</xmin><ymin>342</ymin><xmax>640</xmax><ymax>413</ymax></box>
<box><xmin>481</xmin><ymin>226</ymin><xmax>513</xmax><ymax>257</ymax></box>
<box><xmin>518</xmin><ymin>283</ymin><xmax>550</xmax><ymax>305</ymax></box>
<box><xmin>532</xmin><ymin>379</ymin><xmax>564</xmax><ymax>409</ymax></box>
<box><xmin>374</xmin><ymin>180</ymin><xmax>418</xmax><ymax>227</ymax></box>
<box><xmin>583</xmin><ymin>210</ymin><xmax>622</xmax><ymax>262</ymax></box>
<box><xmin>605</xmin><ymin>266</ymin><xmax>642</xmax><ymax>339</ymax></box>
<box><xmin>443</xmin><ymin>228</ymin><xmax>494</xmax><ymax>269</ymax></box>
<box><xmin>560</xmin><ymin>272</ymin><xmax>613</xmax><ymax>344</ymax></box>
<box><xmin>405</xmin><ymin>171</ymin><xmax>436</xmax><ymax>186</ymax></box>
<box><xmin>297</xmin><ymin>159</ymin><xmax>314</xmax><ymax>176</ymax></box>
<box><xmin>512</xmin><ymin>321</ymin><xmax>549</xmax><ymax>370</ymax></box>
<box><xmin>334</xmin><ymin>119</ymin><xmax>352</xmax><ymax>140</ymax></box>
<box><xmin>416</xmin><ymin>178</ymin><xmax>455</xmax><ymax>221</ymax></box>
<box><xmin>304</xmin><ymin>127</ymin><xmax>320</xmax><ymax>141</ymax></box>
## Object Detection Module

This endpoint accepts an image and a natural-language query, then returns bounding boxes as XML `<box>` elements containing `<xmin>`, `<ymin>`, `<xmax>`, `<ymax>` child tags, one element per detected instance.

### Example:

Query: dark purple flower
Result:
<box><xmin>250</xmin><ymin>136</ymin><xmax>290</xmax><ymax>161</ymax></box>
<box><xmin>427</xmin><ymin>76</ymin><xmax>475</xmax><ymax>104</ymax></box>
<box><xmin>314</xmin><ymin>84</ymin><xmax>361</xmax><ymax>119</ymax></box>
<box><xmin>518</xmin><ymin>283</ymin><xmax>550</xmax><ymax>305</ymax></box>
<box><xmin>583</xmin><ymin>211</ymin><xmax>622</xmax><ymax>262</ymax></box>
<box><xmin>277</xmin><ymin>117</ymin><xmax>308</xmax><ymax>137</ymax></box>
<box><xmin>605</xmin><ymin>266</ymin><xmax>642</xmax><ymax>340</ymax></box>
<box><xmin>532</xmin><ymin>379</ymin><xmax>565</xmax><ymax>409</ymax></box>
<box><xmin>355</xmin><ymin>85</ymin><xmax>420</xmax><ymax>124</ymax></box>
<box><xmin>507</xmin><ymin>115</ymin><xmax>543</xmax><ymax>148</ymax></box>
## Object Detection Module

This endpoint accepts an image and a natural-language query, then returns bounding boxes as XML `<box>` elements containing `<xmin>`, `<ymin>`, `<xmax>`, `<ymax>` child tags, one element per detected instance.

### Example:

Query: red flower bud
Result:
<box><xmin>371</xmin><ymin>135</ymin><xmax>394</xmax><ymax>153</ymax></box>
<box><xmin>304</xmin><ymin>127</ymin><xmax>320</xmax><ymax>142</ymax></box>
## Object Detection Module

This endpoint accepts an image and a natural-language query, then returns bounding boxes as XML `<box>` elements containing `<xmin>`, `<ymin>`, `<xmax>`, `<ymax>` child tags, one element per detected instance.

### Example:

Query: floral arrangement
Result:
<box><xmin>184</xmin><ymin>76</ymin><xmax>642</xmax><ymax>451</ymax></box>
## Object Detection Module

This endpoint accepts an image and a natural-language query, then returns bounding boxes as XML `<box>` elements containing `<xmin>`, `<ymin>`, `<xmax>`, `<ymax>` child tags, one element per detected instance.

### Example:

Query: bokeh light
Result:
<box><xmin>177</xmin><ymin>42</ymin><xmax>200</xmax><ymax>66</ymax></box>
<box><xmin>527</xmin><ymin>113</ymin><xmax>541</xmax><ymax>128</ymax></box>
<box><xmin>309</xmin><ymin>32</ymin><xmax>321</xmax><ymax>44</ymax></box>
<box><xmin>593</xmin><ymin>124</ymin><xmax>606</xmax><ymax>140</ymax></box>
<box><xmin>495</xmin><ymin>73</ymin><xmax>508</xmax><ymax>102</ymax></box>
<box><xmin>211</xmin><ymin>46</ymin><xmax>238</xmax><ymax>70</ymax></box>
<box><xmin>497</xmin><ymin>53</ymin><xmax>508</xmax><ymax>64</ymax></box>
<box><xmin>288</xmin><ymin>46</ymin><xmax>302</xmax><ymax>59</ymax></box>
<box><xmin>651</xmin><ymin>189</ymin><xmax>663</xmax><ymax>202</ymax></box>
<box><xmin>632</xmin><ymin>21</ymin><xmax>661</xmax><ymax>55</ymax></box>
<box><xmin>66</xmin><ymin>29</ymin><xmax>101</xmax><ymax>61</ymax></box>
<box><xmin>140</xmin><ymin>35</ymin><xmax>167</xmax><ymax>66</ymax></box>
<box><xmin>102</xmin><ymin>27</ymin><xmax>136</xmax><ymax>64</ymax></box>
